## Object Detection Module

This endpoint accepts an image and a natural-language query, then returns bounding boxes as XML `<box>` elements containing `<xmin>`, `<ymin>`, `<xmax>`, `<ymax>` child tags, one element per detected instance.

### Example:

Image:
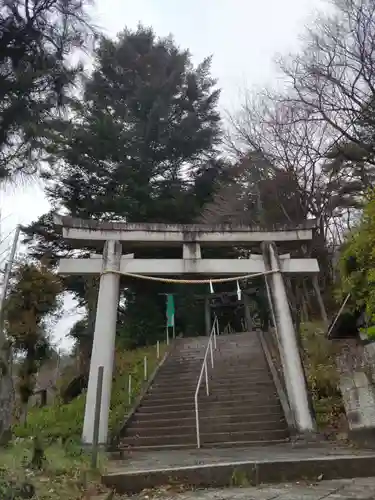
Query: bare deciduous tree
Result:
<box><xmin>278</xmin><ymin>0</ymin><xmax>375</xmax><ymax>185</ymax></box>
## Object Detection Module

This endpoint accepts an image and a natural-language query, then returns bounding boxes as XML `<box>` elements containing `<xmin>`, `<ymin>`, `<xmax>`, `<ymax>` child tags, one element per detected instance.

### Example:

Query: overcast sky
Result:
<box><xmin>0</xmin><ymin>0</ymin><xmax>326</xmax><ymax>350</ymax></box>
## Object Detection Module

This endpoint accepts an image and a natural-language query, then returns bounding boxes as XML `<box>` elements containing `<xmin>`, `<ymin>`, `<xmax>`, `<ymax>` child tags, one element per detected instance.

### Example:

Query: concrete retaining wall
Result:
<box><xmin>336</xmin><ymin>340</ymin><xmax>375</xmax><ymax>445</ymax></box>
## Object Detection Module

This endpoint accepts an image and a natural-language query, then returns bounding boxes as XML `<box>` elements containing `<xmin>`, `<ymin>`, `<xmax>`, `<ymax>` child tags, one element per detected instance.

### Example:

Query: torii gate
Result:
<box><xmin>54</xmin><ymin>215</ymin><xmax>320</xmax><ymax>444</ymax></box>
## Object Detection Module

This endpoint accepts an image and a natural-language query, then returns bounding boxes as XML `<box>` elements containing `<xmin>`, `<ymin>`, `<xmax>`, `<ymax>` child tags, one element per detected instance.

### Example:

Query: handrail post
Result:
<box><xmin>209</xmin><ymin>339</ymin><xmax>214</xmax><ymax>368</ymax></box>
<box><xmin>128</xmin><ymin>374</ymin><xmax>132</xmax><ymax>405</ymax></box>
<box><xmin>166</xmin><ymin>326</ymin><xmax>169</xmax><ymax>345</ymax></box>
<box><xmin>156</xmin><ymin>340</ymin><xmax>160</xmax><ymax>359</ymax></box>
<box><xmin>144</xmin><ymin>355</ymin><xmax>148</xmax><ymax>381</ymax></box>
<box><xmin>204</xmin><ymin>359</ymin><xmax>209</xmax><ymax>396</ymax></box>
<box><xmin>195</xmin><ymin>394</ymin><xmax>201</xmax><ymax>448</ymax></box>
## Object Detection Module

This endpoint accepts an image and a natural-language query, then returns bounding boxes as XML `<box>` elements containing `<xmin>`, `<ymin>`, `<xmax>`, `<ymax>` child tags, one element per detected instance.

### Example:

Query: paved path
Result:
<box><xmin>127</xmin><ymin>477</ymin><xmax>375</xmax><ymax>499</ymax></box>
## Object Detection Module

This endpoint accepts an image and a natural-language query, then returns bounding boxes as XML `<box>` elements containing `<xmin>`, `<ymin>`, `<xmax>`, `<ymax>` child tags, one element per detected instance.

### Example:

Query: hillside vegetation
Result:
<box><xmin>301</xmin><ymin>323</ymin><xmax>345</xmax><ymax>437</ymax></box>
<box><xmin>13</xmin><ymin>344</ymin><xmax>166</xmax><ymax>441</ymax></box>
<box><xmin>0</xmin><ymin>344</ymin><xmax>166</xmax><ymax>499</ymax></box>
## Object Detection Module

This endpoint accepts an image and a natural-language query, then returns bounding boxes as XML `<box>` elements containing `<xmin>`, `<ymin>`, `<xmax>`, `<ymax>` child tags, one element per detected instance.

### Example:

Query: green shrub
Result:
<box><xmin>300</xmin><ymin>322</ymin><xmax>343</xmax><ymax>429</ymax></box>
<box><xmin>0</xmin><ymin>439</ymin><xmax>106</xmax><ymax>500</ymax></box>
<box><xmin>339</xmin><ymin>189</ymin><xmax>375</xmax><ymax>321</ymax></box>
<box><xmin>360</xmin><ymin>325</ymin><xmax>375</xmax><ymax>340</ymax></box>
<box><xmin>13</xmin><ymin>396</ymin><xmax>85</xmax><ymax>440</ymax></box>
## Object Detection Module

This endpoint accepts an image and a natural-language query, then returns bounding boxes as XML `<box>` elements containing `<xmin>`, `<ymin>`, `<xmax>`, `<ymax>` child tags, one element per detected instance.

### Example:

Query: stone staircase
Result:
<box><xmin>119</xmin><ymin>332</ymin><xmax>289</xmax><ymax>451</ymax></box>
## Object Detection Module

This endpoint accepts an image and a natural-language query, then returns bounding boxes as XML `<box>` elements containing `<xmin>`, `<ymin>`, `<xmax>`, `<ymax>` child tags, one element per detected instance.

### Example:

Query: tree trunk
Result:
<box><xmin>285</xmin><ymin>277</ymin><xmax>298</xmax><ymax>325</ymax></box>
<box><xmin>0</xmin><ymin>376</ymin><xmax>13</xmax><ymax>443</ymax></box>
<box><xmin>302</xmin><ymin>279</ymin><xmax>314</xmax><ymax>315</ymax></box>
<box><xmin>20</xmin><ymin>401</ymin><xmax>28</xmax><ymax>426</ymax></box>
<box><xmin>293</xmin><ymin>281</ymin><xmax>302</xmax><ymax>337</ymax></box>
<box><xmin>312</xmin><ymin>275</ymin><xmax>329</xmax><ymax>326</ymax></box>
<box><xmin>300</xmin><ymin>280</ymin><xmax>310</xmax><ymax>322</ymax></box>
<box><xmin>30</xmin><ymin>436</ymin><xmax>46</xmax><ymax>469</ymax></box>
<box><xmin>0</xmin><ymin>345</ymin><xmax>14</xmax><ymax>445</ymax></box>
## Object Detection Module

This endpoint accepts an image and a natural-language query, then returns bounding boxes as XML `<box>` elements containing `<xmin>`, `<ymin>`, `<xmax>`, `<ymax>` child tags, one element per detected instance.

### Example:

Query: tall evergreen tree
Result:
<box><xmin>25</xmin><ymin>26</ymin><xmax>226</xmax><ymax>354</ymax></box>
<box><xmin>0</xmin><ymin>0</ymin><xmax>93</xmax><ymax>181</ymax></box>
<box><xmin>44</xmin><ymin>25</ymin><xmax>223</xmax><ymax>222</ymax></box>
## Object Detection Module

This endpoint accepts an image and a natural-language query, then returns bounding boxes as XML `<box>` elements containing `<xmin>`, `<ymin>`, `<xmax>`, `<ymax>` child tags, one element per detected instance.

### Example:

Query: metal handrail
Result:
<box><xmin>327</xmin><ymin>293</ymin><xmax>351</xmax><ymax>338</ymax></box>
<box><xmin>194</xmin><ymin>315</ymin><xmax>218</xmax><ymax>448</ymax></box>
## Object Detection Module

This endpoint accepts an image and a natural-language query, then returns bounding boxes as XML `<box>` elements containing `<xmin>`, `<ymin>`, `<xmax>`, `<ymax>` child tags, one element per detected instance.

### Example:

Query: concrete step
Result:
<box><xmin>167</xmin><ymin>354</ymin><xmax>204</xmax><ymax>360</ymax></box>
<box><xmin>161</xmin><ymin>359</ymin><xmax>267</xmax><ymax>369</ymax></box>
<box><xmin>134</xmin><ymin>401</ymin><xmax>283</xmax><ymax>418</ymax></box>
<box><xmin>139</xmin><ymin>397</ymin><xmax>281</xmax><ymax>413</ymax></box>
<box><xmin>120</xmin><ymin>428</ymin><xmax>289</xmax><ymax>448</ymax></box>
<box><xmin>113</xmin><ymin>438</ymin><xmax>291</xmax><ymax>454</ymax></box>
<box><xmin>146</xmin><ymin>392</ymin><xmax>279</xmax><ymax>404</ymax></box>
<box><xmin>169</xmin><ymin>349</ymin><xmax>205</xmax><ymax>353</ymax></box>
<box><xmin>132</xmin><ymin>407</ymin><xmax>284</xmax><ymax>423</ymax></box>
<box><xmin>103</xmin><ymin>447</ymin><xmax>375</xmax><ymax>494</ymax></box>
<box><xmin>126</xmin><ymin>419</ymin><xmax>287</xmax><ymax>437</ymax></box>
<box><xmin>166</xmin><ymin>362</ymin><xmax>204</xmax><ymax>366</ymax></box>
<box><xmin>162</xmin><ymin>365</ymin><xmax>267</xmax><ymax>372</ymax></box>
<box><xmin>200</xmin><ymin>384</ymin><xmax>276</xmax><ymax>394</ymax></box>
<box><xmin>156</xmin><ymin>366</ymin><xmax>269</xmax><ymax>380</ymax></box>
<box><xmin>210</xmin><ymin>366</ymin><xmax>269</xmax><ymax>373</ymax></box>
<box><xmin>148</xmin><ymin>386</ymin><xmax>276</xmax><ymax>399</ymax></box>
<box><xmin>165</xmin><ymin>356</ymin><xmax>266</xmax><ymax>363</ymax></box>
<box><xmin>142</xmin><ymin>391</ymin><xmax>279</xmax><ymax>407</ymax></box>
<box><xmin>160</xmin><ymin>362</ymin><xmax>203</xmax><ymax>369</ymax></box>
<box><xmin>158</xmin><ymin>363</ymin><xmax>269</xmax><ymax>379</ymax></box>
<box><xmin>170</xmin><ymin>372</ymin><xmax>270</xmax><ymax>380</ymax></box>
<box><xmin>152</xmin><ymin>379</ymin><xmax>275</xmax><ymax>392</ymax></box>
<box><xmin>214</xmin><ymin>345</ymin><xmax>263</xmax><ymax>351</ymax></box>
<box><xmin>214</xmin><ymin>351</ymin><xmax>264</xmax><ymax>355</ymax></box>
<box><xmin>213</xmin><ymin>351</ymin><xmax>265</xmax><ymax>357</ymax></box>
<box><xmin>156</xmin><ymin>368</ymin><xmax>202</xmax><ymax>377</ymax></box>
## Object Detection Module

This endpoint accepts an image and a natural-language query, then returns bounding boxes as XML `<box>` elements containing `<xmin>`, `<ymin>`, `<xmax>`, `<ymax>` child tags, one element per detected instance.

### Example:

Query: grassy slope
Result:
<box><xmin>300</xmin><ymin>322</ymin><xmax>345</xmax><ymax>435</ymax></box>
<box><xmin>13</xmin><ymin>344</ymin><xmax>167</xmax><ymax>440</ymax></box>
<box><xmin>0</xmin><ymin>343</ymin><xmax>167</xmax><ymax>499</ymax></box>
<box><xmin>0</xmin><ymin>441</ymin><xmax>106</xmax><ymax>500</ymax></box>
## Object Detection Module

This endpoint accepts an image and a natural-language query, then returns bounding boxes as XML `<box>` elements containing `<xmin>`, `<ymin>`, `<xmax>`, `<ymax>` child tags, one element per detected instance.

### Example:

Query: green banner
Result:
<box><xmin>166</xmin><ymin>294</ymin><xmax>175</xmax><ymax>327</ymax></box>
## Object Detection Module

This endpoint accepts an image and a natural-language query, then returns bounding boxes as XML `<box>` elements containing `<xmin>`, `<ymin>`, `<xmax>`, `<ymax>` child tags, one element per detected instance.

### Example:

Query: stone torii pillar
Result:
<box><xmin>262</xmin><ymin>242</ymin><xmax>315</xmax><ymax>433</ymax></box>
<box><xmin>82</xmin><ymin>240</ymin><xmax>122</xmax><ymax>444</ymax></box>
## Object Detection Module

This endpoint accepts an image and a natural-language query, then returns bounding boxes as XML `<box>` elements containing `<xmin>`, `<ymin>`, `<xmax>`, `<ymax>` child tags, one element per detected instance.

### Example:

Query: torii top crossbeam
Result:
<box><xmin>53</xmin><ymin>215</ymin><xmax>317</xmax><ymax>248</ymax></box>
<box><xmin>54</xmin><ymin>215</ymin><xmax>319</xmax><ymax>276</ymax></box>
